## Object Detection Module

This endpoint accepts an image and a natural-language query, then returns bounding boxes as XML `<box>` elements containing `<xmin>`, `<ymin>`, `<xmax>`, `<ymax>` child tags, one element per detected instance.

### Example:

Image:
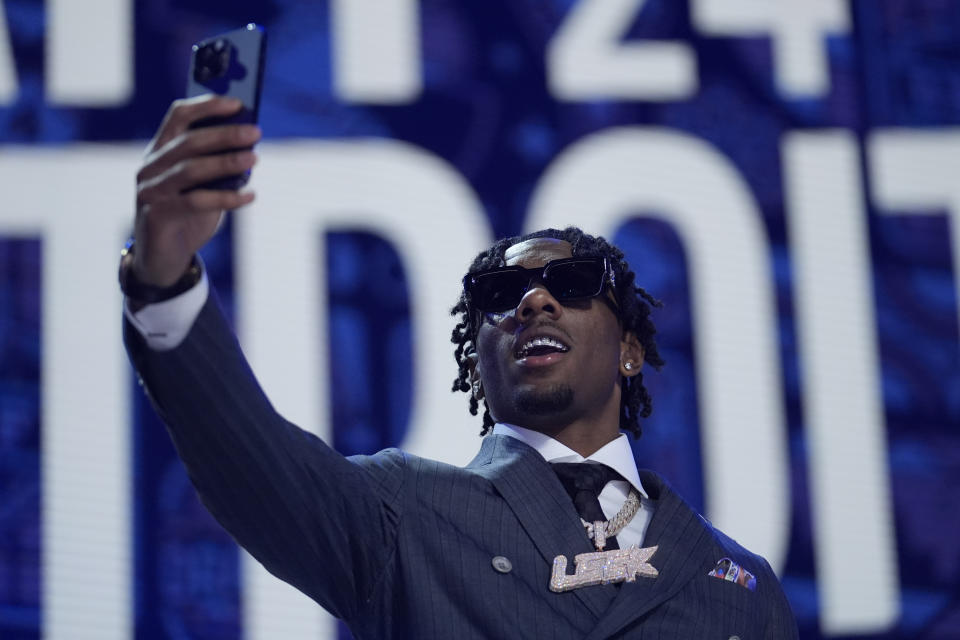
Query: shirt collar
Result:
<box><xmin>492</xmin><ymin>422</ymin><xmax>648</xmax><ymax>498</ymax></box>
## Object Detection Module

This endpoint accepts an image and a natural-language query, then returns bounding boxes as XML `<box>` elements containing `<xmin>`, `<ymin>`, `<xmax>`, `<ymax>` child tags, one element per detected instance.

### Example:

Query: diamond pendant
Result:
<box><xmin>549</xmin><ymin>545</ymin><xmax>659</xmax><ymax>592</ymax></box>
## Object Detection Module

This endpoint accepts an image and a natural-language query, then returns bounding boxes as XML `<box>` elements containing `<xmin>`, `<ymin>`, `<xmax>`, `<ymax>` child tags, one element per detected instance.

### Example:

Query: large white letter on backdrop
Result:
<box><xmin>0</xmin><ymin>0</ymin><xmax>16</xmax><ymax>104</ymax></box>
<box><xmin>783</xmin><ymin>132</ymin><xmax>899</xmax><ymax>635</ymax></box>
<box><xmin>869</xmin><ymin>129</ymin><xmax>960</xmax><ymax>345</ymax></box>
<box><xmin>526</xmin><ymin>128</ymin><xmax>790</xmax><ymax>570</ymax></box>
<box><xmin>46</xmin><ymin>0</ymin><xmax>133</xmax><ymax>105</ymax></box>
<box><xmin>692</xmin><ymin>0</ymin><xmax>849</xmax><ymax>97</ymax></box>
<box><xmin>548</xmin><ymin>0</ymin><xmax>697</xmax><ymax>101</ymax></box>
<box><xmin>235</xmin><ymin>139</ymin><xmax>489</xmax><ymax>639</ymax></box>
<box><xmin>331</xmin><ymin>0</ymin><xmax>422</xmax><ymax>103</ymax></box>
<box><xmin>0</xmin><ymin>145</ymin><xmax>139</xmax><ymax>639</ymax></box>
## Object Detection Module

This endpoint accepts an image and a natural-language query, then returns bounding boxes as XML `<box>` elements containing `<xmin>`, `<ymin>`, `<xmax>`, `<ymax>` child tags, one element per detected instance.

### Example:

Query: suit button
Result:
<box><xmin>492</xmin><ymin>556</ymin><xmax>512</xmax><ymax>573</ymax></box>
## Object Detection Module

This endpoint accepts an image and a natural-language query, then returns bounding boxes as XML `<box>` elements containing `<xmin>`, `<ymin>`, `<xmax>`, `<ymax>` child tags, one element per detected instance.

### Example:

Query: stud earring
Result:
<box><xmin>624</xmin><ymin>362</ymin><xmax>633</xmax><ymax>371</ymax></box>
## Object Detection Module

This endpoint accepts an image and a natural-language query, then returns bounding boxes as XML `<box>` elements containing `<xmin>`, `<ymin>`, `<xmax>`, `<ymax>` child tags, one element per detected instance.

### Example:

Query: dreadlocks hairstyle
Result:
<box><xmin>450</xmin><ymin>227</ymin><xmax>665</xmax><ymax>439</ymax></box>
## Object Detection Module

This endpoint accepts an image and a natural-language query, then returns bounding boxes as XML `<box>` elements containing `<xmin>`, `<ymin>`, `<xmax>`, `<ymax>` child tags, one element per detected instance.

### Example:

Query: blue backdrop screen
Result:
<box><xmin>0</xmin><ymin>1</ymin><xmax>958</xmax><ymax>638</ymax></box>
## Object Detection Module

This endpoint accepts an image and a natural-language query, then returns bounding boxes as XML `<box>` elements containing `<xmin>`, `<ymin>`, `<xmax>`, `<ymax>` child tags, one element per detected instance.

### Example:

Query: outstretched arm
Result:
<box><xmin>123</xmin><ymin>98</ymin><xmax>404</xmax><ymax>621</ymax></box>
<box><xmin>125</xmin><ymin>285</ymin><xmax>405</xmax><ymax>621</ymax></box>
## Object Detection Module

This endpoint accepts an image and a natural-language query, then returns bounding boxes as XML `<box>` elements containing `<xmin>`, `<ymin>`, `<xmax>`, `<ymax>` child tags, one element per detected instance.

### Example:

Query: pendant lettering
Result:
<box><xmin>550</xmin><ymin>545</ymin><xmax>659</xmax><ymax>592</ymax></box>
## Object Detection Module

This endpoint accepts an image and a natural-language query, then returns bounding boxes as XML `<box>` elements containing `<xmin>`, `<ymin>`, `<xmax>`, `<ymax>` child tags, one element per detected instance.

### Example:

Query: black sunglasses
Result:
<box><xmin>463</xmin><ymin>256</ymin><xmax>617</xmax><ymax>313</ymax></box>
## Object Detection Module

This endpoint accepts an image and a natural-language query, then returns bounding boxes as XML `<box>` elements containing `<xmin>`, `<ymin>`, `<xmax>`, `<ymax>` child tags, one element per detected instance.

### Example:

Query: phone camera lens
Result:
<box><xmin>194</xmin><ymin>38</ymin><xmax>234</xmax><ymax>84</ymax></box>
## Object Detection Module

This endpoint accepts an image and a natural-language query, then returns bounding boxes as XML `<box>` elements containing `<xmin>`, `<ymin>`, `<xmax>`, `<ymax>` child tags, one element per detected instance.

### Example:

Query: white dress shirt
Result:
<box><xmin>124</xmin><ymin>260</ymin><xmax>209</xmax><ymax>351</ymax></box>
<box><xmin>493</xmin><ymin>423</ymin><xmax>654</xmax><ymax>549</ymax></box>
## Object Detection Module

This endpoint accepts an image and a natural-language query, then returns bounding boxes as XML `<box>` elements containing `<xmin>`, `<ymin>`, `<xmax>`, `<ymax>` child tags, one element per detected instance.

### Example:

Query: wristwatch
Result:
<box><xmin>118</xmin><ymin>239</ymin><xmax>202</xmax><ymax>304</ymax></box>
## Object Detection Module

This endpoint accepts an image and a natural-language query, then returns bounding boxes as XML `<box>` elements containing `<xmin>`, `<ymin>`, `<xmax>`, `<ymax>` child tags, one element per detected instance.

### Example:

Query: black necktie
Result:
<box><xmin>552</xmin><ymin>462</ymin><xmax>623</xmax><ymax>550</ymax></box>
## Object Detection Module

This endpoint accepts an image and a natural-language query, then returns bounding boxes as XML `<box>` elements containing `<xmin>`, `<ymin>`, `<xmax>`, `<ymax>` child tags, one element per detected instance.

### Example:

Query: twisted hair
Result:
<box><xmin>450</xmin><ymin>227</ymin><xmax>664</xmax><ymax>438</ymax></box>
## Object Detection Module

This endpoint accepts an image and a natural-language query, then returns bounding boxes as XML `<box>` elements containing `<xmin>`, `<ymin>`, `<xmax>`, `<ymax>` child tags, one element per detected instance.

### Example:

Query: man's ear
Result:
<box><xmin>467</xmin><ymin>352</ymin><xmax>484</xmax><ymax>400</ymax></box>
<box><xmin>619</xmin><ymin>331</ymin><xmax>645</xmax><ymax>378</ymax></box>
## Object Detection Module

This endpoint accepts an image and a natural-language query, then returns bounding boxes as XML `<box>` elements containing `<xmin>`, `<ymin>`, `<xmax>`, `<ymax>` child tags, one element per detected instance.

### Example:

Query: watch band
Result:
<box><xmin>118</xmin><ymin>240</ymin><xmax>202</xmax><ymax>304</ymax></box>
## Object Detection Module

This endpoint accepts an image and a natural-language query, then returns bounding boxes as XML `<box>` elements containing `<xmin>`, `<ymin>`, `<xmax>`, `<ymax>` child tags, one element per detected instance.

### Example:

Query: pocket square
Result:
<box><xmin>708</xmin><ymin>558</ymin><xmax>756</xmax><ymax>591</ymax></box>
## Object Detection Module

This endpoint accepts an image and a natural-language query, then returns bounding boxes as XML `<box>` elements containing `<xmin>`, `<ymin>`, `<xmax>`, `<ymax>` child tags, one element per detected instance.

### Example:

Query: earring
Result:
<box><xmin>472</xmin><ymin>381</ymin><xmax>482</xmax><ymax>398</ymax></box>
<box><xmin>624</xmin><ymin>362</ymin><xmax>633</xmax><ymax>371</ymax></box>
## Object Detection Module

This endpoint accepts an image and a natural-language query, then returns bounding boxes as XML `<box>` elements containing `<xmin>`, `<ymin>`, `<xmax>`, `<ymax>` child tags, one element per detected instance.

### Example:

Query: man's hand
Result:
<box><xmin>133</xmin><ymin>95</ymin><xmax>262</xmax><ymax>287</ymax></box>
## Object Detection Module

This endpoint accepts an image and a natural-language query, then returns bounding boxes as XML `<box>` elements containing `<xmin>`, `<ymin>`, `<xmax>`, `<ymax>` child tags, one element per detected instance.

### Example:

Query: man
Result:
<box><xmin>122</xmin><ymin>96</ymin><xmax>798</xmax><ymax>638</ymax></box>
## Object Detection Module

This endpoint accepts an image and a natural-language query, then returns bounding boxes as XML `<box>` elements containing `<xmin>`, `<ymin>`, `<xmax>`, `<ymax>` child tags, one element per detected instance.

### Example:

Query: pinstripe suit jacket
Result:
<box><xmin>125</xmin><ymin>292</ymin><xmax>798</xmax><ymax>639</ymax></box>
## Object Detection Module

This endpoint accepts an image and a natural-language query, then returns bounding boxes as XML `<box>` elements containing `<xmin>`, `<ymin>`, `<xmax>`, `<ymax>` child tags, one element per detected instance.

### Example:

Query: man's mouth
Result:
<box><xmin>514</xmin><ymin>336</ymin><xmax>570</xmax><ymax>360</ymax></box>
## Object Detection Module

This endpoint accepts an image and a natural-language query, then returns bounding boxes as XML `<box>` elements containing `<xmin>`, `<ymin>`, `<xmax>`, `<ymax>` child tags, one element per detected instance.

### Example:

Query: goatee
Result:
<box><xmin>515</xmin><ymin>384</ymin><xmax>574</xmax><ymax>416</ymax></box>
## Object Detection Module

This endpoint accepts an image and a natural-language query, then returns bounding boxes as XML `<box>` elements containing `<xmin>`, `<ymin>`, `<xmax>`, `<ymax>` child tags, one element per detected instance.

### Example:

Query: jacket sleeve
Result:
<box><xmin>124</xmin><ymin>289</ymin><xmax>404</xmax><ymax>622</ymax></box>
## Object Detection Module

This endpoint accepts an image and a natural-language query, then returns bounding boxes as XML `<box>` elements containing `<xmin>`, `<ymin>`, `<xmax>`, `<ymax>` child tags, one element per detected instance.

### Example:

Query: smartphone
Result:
<box><xmin>185</xmin><ymin>23</ymin><xmax>266</xmax><ymax>190</ymax></box>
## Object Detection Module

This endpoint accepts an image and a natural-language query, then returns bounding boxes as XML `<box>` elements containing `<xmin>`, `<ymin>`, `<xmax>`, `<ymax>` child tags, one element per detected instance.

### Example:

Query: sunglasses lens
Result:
<box><xmin>545</xmin><ymin>259</ymin><xmax>606</xmax><ymax>300</ymax></box>
<box><xmin>471</xmin><ymin>270</ymin><xmax>529</xmax><ymax>311</ymax></box>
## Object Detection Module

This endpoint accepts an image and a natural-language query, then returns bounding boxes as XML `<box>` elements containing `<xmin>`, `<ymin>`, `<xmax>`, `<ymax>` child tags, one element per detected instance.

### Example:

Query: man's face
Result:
<box><xmin>471</xmin><ymin>238</ymin><xmax>634</xmax><ymax>434</ymax></box>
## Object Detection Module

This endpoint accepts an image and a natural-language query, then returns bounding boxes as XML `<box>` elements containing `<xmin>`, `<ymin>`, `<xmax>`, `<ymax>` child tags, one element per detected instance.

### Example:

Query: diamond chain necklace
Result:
<box><xmin>580</xmin><ymin>489</ymin><xmax>641</xmax><ymax>551</ymax></box>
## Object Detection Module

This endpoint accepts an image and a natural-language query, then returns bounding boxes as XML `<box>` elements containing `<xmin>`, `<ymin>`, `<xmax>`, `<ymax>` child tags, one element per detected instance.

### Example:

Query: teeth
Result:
<box><xmin>516</xmin><ymin>336</ymin><xmax>569</xmax><ymax>358</ymax></box>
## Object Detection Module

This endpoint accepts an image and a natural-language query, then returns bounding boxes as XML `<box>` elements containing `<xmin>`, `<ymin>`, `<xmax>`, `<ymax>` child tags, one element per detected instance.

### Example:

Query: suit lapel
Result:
<box><xmin>467</xmin><ymin>435</ymin><xmax>619</xmax><ymax>618</ymax></box>
<box><xmin>584</xmin><ymin>470</ymin><xmax>716</xmax><ymax>640</ymax></box>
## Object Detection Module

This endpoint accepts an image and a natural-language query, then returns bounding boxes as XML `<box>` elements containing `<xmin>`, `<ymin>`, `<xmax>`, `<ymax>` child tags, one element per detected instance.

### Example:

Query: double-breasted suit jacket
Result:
<box><xmin>125</xmin><ymin>291</ymin><xmax>798</xmax><ymax>639</ymax></box>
